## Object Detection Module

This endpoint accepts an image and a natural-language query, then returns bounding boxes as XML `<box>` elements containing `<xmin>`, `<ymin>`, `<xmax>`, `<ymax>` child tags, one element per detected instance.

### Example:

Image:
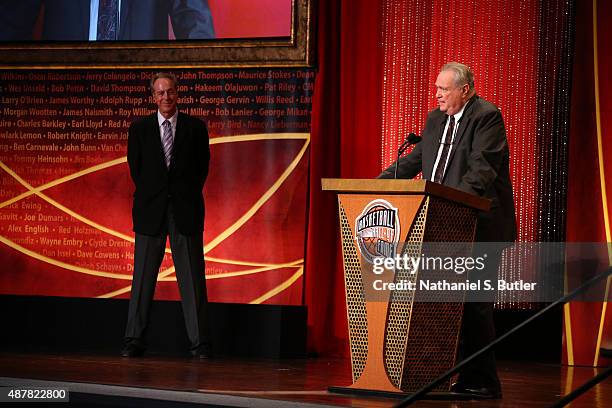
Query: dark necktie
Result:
<box><xmin>97</xmin><ymin>0</ymin><xmax>119</xmax><ymax>41</ymax></box>
<box><xmin>433</xmin><ymin>115</ymin><xmax>455</xmax><ymax>183</ymax></box>
<box><xmin>161</xmin><ymin>120</ymin><xmax>173</xmax><ymax>168</ymax></box>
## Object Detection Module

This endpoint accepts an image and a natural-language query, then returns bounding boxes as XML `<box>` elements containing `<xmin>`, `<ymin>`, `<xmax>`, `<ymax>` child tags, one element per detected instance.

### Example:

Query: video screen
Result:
<box><xmin>0</xmin><ymin>0</ymin><xmax>292</xmax><ymax>41</ymax></box>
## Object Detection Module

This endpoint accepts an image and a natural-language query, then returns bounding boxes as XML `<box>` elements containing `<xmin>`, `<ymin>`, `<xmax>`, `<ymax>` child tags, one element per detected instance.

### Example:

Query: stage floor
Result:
<box><xmin>0</xmin><ymin>352</ymin><xmax>609</xmax><ymax>407</ymax></box>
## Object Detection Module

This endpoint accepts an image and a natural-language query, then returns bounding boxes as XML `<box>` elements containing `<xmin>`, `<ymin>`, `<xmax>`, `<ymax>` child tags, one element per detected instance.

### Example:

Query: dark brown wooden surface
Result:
<box><xmin>0</xmin><ymin>352</ymin><xmax>610</xmax><ymax>407</ymax></box>
<box><xmin>321</xmin><ymin>179</ymin><xmax>491</xmax><ymax>211</ymax></box>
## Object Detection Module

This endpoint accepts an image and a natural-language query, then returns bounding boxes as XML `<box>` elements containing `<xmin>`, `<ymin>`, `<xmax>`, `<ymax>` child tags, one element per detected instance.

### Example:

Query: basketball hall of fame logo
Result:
<box><xmin>355</xmin><ymin>199</ymin><xmax>401</xmax><ymax>264</ymax></box>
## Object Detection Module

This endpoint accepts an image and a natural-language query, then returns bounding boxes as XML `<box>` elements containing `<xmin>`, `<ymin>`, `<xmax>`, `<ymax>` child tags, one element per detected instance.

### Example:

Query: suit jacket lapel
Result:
<box><xmin>169</xmin><ymin>113</ymin><xmax>186</xmax><ymax>171</ymax></box>
<box><xmin>78</xmin><ymin>1</ymin><xmax>89</xmax><ymax>39</ymax></box>
<box><xmin>119</xmin><ymin>0</ymin><xmax>131</xmax><ymax>39</ymax></box>
<box><xmin>444</xmin><ymin>95</ymin><xmax>478</xmax><ymax>174</ymax></box>
<box><xmin>149</xmin><ymin>114</ymin><xmax>168</xmax><ymax>172</ymax></box>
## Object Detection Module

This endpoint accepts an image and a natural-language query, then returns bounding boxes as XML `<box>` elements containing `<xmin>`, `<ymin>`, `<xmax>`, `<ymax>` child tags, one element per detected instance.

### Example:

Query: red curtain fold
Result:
<box><xmin>305</xmin><ymin>0</ymin><xmax>382</xmax><ymax>356</ymax></box>
<box><xmin>564</xmin><ymin>0</ymin><xmax>612</xmax><ymax>366</ymax></box>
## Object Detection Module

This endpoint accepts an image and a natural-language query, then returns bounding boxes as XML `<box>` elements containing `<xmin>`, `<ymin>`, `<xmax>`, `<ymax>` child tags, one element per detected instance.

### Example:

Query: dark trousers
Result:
<box><xmin>456</xmin><ymin>247</ymin><xmax>502</xmax><ymax>390</ymax></box>
<box><xmin>124</xmin><ymin>206</ymin><xmax>209</xmax><ymax>351</ymax></box>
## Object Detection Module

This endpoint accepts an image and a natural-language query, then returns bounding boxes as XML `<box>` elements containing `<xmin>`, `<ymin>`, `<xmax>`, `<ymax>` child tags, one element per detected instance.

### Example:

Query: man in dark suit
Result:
<box><xmin>0</xmin><ymin>0</ymin><xmax>214</xmax><ymax>41</ymax></box>
<box><xmin>122</xmin><ymin>72</ymin><xmax>211</xmax><ymax>359</ymax></box>
<box><xmin>379</xmin><ymin>62</ymin><xmax>516</xmax><ymax>398</ymax></box>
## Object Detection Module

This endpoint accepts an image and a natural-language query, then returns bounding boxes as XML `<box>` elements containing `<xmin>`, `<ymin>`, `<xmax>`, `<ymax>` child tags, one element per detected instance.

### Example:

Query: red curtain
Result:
<box><xmin>305</xmin><ymin>0</ymin><xmax>382</xmax><ymax>356</ymax></box>
<box><xmin>379</xmin><ymin>0</ymin><xmax>573</xmax><ymax>306</ymax></box>
<box><xmin>306</xmin><ymin>0</ymin><xmax>577</xmax><ymax>357</ymax></box>
<box><xmin>564</xmin><ymin>0</ymin><xmax>612</xmax><ymax>367</ymax></box>
<box><xmin>305</xmin><ymin>0</ymin><xmax>571</xmax><ymax>355</ymax></box>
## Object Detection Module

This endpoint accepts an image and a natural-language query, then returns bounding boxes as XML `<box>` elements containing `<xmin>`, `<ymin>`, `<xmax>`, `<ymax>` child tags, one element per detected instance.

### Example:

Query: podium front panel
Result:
<box><xmin>339</xmin><ymin>193</ymin><xmax>424</xmax><ymax>390</ymax></box>
<box><xmin>400</xmin><ymin>198</ymin><xmax>476</xmax><ymax>391</ymax></box>
<box><xmin>337</xmin><ymin>193</ymin><xmax>477</xmax><ymax>392</ymax></box>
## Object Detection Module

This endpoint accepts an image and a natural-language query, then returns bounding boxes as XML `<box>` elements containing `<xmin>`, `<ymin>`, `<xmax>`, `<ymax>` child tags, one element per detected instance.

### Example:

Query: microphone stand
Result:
<box><xmin>394</xmin><ymin>134</ymin><xmax>421</xmax><ymax>179</ymax></box>
<box><xmin>393</xmin><ymin>142</ymin><xmax>409</xmax><ymax>179</ymax></box>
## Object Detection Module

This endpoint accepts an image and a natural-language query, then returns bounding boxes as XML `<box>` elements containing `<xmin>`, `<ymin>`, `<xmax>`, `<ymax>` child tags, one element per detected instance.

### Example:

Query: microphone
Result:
<box><xmin>394</xmin><ymin>133</ymin><xmax>422</xmax><ymax>179</ymax></box>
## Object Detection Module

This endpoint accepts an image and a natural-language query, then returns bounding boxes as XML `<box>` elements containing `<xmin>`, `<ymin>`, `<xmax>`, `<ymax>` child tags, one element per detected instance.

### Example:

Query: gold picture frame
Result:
<box><xmin>0</xmin><ymin>0</ymin><xmax>314</xmax><ymax>69</ymax></box>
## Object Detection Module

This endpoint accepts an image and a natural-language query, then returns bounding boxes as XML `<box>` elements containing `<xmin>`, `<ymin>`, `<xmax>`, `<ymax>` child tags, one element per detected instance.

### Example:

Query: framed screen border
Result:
<box><xmin>0</xmin><ymin>0</ymin><xmax>314</xmax><ymax>69</ymax></box>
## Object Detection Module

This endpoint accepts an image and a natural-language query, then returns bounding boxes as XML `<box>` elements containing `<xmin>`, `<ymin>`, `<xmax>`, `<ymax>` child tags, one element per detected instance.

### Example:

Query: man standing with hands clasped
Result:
<box><xmin>379</xmin><ymin>62</ymin><xmax>517</xmax><ymax>399</ymax></box>
<box><xmin>122</xmin><ymin>72</ymin><xmax>211</xmax><ymax>359</ymax></box>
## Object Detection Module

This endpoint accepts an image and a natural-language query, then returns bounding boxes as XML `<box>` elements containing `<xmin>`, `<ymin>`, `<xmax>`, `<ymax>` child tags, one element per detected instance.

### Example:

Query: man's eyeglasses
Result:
<box><xmin>153</xmin><ymin>89</ymin><xmax>177</xmax><ymax>97</ymax></box>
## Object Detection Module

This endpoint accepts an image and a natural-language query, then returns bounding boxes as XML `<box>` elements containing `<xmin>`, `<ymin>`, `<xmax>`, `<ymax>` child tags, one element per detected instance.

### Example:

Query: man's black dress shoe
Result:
<box><xmin>120</xmin><ymin>343</ymin><xmax>145</xmax><ymax>357</ymax></box>
<box><xmin>190</xmin><ymin>345</ymin><xmax>212</xmax><ymax>359</ymax></box>
<box><xmin>451</xmin><ymin>382</ymin><xmax>502</xmax><ymax>399</ymax></box>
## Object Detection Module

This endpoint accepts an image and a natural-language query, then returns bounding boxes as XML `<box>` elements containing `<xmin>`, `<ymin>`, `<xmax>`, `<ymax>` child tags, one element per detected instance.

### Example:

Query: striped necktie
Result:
<box><xmin>161</xmin><ymin>120</ymin><xmax>173</xmax><ymax>168</ymax></box>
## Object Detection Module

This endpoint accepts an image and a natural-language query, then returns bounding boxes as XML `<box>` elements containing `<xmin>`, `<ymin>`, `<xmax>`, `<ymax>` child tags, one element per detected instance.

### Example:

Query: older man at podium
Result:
<box><xmin>378</xmin><ymin>62</ymin><xmax>517</xmax><ymax>399</ymax></box>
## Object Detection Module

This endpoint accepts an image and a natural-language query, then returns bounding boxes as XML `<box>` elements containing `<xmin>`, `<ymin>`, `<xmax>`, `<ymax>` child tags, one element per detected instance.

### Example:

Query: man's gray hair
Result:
<box><xmin>441</xmin><ymin>62</ymin><xmax>475</xmax><ymax>90</ymax></box>
<box><xmin>150</xmin><ymin>72</ymin><xmax>178</xmax><ymax>91</ymax></box>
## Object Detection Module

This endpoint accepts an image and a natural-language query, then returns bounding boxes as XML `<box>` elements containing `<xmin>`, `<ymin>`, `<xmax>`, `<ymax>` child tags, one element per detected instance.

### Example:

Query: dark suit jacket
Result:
<box><xmin>127</xmin><ymin>112</ymin><xmax>210</xmax><ymax>236</ymax></box>
<box><xmin>379</xmin><ymin>96</ymin><xmax>517</xmax><ymax>243</ymax></box>
<box><xmin>0</xmin><ymin>0</ymin><xmax>214</xmax><ymax>41</ymax></box>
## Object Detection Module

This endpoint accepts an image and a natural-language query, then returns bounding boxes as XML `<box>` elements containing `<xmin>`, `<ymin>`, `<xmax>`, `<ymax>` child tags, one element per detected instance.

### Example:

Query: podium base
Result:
<box><xmin>328</xmin><ymin>386</ymin><xmax>488</xmax><ymax>400</ymax></box>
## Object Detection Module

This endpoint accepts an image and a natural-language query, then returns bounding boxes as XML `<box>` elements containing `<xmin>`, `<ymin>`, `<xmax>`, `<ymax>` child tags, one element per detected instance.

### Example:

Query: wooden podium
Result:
<box><xmin>322</xmin><ymin>179</ymin><xmax>490</xmax><ymax>394</ymax></box>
